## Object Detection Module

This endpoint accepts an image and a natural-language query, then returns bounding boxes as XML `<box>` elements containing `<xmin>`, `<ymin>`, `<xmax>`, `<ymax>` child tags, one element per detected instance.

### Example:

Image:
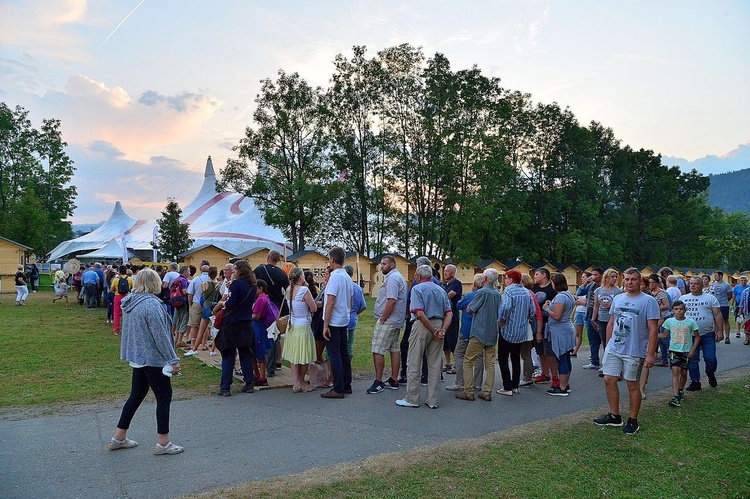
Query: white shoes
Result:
<box><xmin>184</xmin><ymin>350</ymin><xmax>198</xmax><ymax>356</ymax></box>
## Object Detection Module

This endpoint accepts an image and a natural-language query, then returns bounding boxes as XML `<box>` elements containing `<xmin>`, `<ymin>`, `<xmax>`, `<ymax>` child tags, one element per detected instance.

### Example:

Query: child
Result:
<box><xmin>251</xmin><ymin>280</ymin><xmax>275</xmax><ymax>387</ymax></box>
<box><xmin>660</xmin><ymin>300</ymin><xmax>701</xmax><ymax>407</ymax></box>
<box><xmin>52</xmin><ymin>270</ymin><xmax>69</xmax><ymax>306</ymax></box>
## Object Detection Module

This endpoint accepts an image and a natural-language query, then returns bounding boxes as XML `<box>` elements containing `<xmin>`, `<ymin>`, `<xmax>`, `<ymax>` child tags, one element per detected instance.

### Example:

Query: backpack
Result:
<box><xmin>264</xmin><ymin>299</ymin><xmax>280</xmax><ymax>328</ymax></box>
<box><xmin>170</xmin><ymin>278</ymin><xmax>187</xmax><ymax>308</ymax></box>
<box><xmin>117</xmin><ymin>276</ymin><xmax>130</xmax><ymax>295</ymax></box>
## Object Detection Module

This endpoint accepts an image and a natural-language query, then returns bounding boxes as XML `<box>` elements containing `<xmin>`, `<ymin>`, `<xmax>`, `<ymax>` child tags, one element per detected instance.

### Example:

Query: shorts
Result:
<box><xmin>534</xmin><ymin>337</ymin><xmax>554</xmax><ymax>357</ymax></box>
<box><xmin>601</xmin><ymin>349</ymin><xmax>644</xmax><ymax>382</ymax></box>
<box><xmin>201</xmin><ymin>304</ymin><xmax>212</xmax><ymax>321</ymax></box>
<box><xmin>188</xmin><ymin>302</ymin><xmax>203</xmax><ymax>328</ymax></box>
<box><xmin>371</xmin><ymin>321</ymin><xmax>401</xmax><ymax>355</ymax></box>
<box><xmin>443</xmin><ymin>319</ymin><xmax>459</xmax><ymax>352</ymax></box>
<box><xmin>719</xmin><ymin>306</ymin><xmax>729</xmax><ymax>321</ymax></box>
<box><xmin>173</xmin><ymin>306</ymin><xmax>189</xmax><ymax>334</ymax></box>
<box><xmin>668</xmin><ymin>350</ymin><xmax>690</xmax><ymax>370</ymax></box>
<box><xmin>573</xmin><ymin>311</ymin><xmax>586</xmax><ymax>326</ymax></box>
<box><xmin>556</xmin><ymin>351</ymin><xmax>572</xmax><ymax>375</ymax></box>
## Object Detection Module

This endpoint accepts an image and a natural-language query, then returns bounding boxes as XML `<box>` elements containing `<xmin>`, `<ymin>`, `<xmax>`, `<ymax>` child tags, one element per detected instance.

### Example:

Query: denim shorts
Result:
<box><xmin>602</xmin><ymin>349</ymin><xmax>644</xmax><ymax>382</ymax></box>
<box><xmin>573</xmin><ymin>311</ymin><xmax>586</xmax><ymax>326</ymax></box>
<box><xmin>201</xmin><ymin>304</ymin><xmax>212</xmax><ymax>321</ymax></box>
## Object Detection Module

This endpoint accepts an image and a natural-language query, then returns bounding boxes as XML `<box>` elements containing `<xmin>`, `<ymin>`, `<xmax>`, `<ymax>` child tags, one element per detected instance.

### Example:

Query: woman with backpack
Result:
<box><xmin>111</xmin><ymin>266</ymin><xmax>134</xmax><ymax>336</ymax></box>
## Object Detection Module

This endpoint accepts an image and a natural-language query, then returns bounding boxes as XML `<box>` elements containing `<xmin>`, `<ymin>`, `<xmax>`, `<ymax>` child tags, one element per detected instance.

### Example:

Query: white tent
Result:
<box><xmin>48</xmin><ymin>157</ymin><xmax>289</xmax><ymax>262</ymax></box>
<box><xmin>77</xmin><ymin>238</ymin><xmax>134</xmax><ymax>261</ymax></box>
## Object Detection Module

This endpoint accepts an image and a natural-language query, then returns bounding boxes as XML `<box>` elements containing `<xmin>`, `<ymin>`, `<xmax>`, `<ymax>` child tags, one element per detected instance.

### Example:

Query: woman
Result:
<box><xmin>53</xmin><ymin>270</ymin><xmax>69</xmax><ymax>306</ymax></box>
<box><xmin>544</xmin><ymin>273</ymin><xmax>576</xmax><ymax>396</ymax></box>
<box><xmin>14</xmin><ymin>264</ymin><xmax>29</xmax><ymax>306</ymax></box>
<box><xmin>105</xmin><ymin>268</ymin><xmax>117</xmax><ymax>323</ymax></box>
<box><xmin>702</xmin><ymin>274</ymin><xmax>711</xmax><ymax>293</ymax></box>
<box><xmin>109</xmin><ymin>268</ymin><xmax>183</xmax><ymax>455</ymax></box>
<box><xmin>283</xmin><ymin>267</ymin><xmax>318</xmax><ymax>392</ymax></box>
<box><xmin>497</xmin><ymin>270</ymin><xmax>535</xmax><ymax>395</ymax></box>
<box><xmin>519</xmin><ymin>274</ymin><xmax>543</xmax><ymax>386</ymax></box>
<box><xmin>592</xmin><ymin>270</ymin><xmax>622</xmax><ymax>362</ymax></box>
<box><xmin>213</xmin><ymin>260</ymin><xmax>257</xmax><ymax>396</ymax></box>
<box><xmin>572</xmin><ymin>272</ymin><xmax>592</xmax><ymax>356</ymax></box>
<box><xmin>30</xmin><ymin>263</ymin><xmax>40</xmax><ymax>293</ymax></box>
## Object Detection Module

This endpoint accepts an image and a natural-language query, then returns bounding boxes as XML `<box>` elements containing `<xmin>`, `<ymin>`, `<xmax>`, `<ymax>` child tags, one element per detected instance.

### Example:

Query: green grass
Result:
<box><xmin>197</xmin><ymin>377</ymin><xmax>750</xmax><ymax>498</ymax></box>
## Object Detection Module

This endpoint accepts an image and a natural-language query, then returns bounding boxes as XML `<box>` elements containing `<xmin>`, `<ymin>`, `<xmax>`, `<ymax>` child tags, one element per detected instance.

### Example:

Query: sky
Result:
<box><xmin>1</xmin><ymin>0</ymin><xmax>749</xmax><ymax>225</ymax></box>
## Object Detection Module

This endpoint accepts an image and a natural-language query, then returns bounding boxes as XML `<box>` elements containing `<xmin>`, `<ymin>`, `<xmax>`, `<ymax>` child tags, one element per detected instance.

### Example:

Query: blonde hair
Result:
<box><xmin>131</xmin><ymin>268</ymin><xmax>161</xmax><ymax>295</ymax></box>
<box><xmin>521</xmin><ymin>273</ymin><xmax>534</xmax><ymax>290</ymax></box>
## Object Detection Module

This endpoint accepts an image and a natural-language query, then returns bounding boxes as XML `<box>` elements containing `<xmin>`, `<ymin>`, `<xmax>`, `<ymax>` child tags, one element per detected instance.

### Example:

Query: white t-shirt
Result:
<box><xmin>679</xmin><ymin>292</ymin><xmax>720</xmax><ymax>335</ymax></box>
<box><xmin>606</xmin><ymin>292</ymin><xmax>660</xmax><ymax>358</ymax></box>
<box><xmin>163</xmin><ymin>271</ymin><xmax>180</xmax><ymax>287</ymax></box>
<box><xmin>324</xmin><ymin>268</ymin><xmax>353</xmax><ymax>328</ymax></box>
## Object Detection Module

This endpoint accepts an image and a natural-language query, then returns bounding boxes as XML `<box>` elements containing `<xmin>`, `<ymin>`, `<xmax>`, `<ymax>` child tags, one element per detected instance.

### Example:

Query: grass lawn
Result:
<box><xmin>196</xmin><ymin>376</ymin><xmax>750</xmax><ymax>498</ymax></box>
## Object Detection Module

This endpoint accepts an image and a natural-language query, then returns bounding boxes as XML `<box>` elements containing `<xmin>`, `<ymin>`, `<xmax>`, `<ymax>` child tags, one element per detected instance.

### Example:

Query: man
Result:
<box><xmin>447</xmin><ymin>273</ymin><xmax>485</xmax><ymax>392</ymax></box>
<box><xmin>398</xmin><ymin>256</ymin><xmax>437</xmax><ymax>384</ymax></box>
<box><xmin>707</xmin><ymin>271</ymin><xmax>733</xmax><ymax>344</ymax></box>
<box><xmin>219</xmin><ymin>262</ymin><xmax>234</xmax><ymax>296</ymax></box>
<box><xmin>441</xmin><ymin>264</ymin><xmax>462</xmax><ymax>374</ymax></box>
<box><xmin>396</xmin><ymin>265</ymin><xmax>452</xmax><ymax>409</ymax></box>
<box><xmin>367</xmin><ymin>255</ymin><xmax>407</xmax><ymax>394</ymax></box>
<box><xmin>455</xmin><ymin>269</ymin><xmax>501</xmax><ymax>402</ymax></box>
<box><xmin>660</xmin><ymin>267</ymin><xmax>686</xmax><ymax>295</ymax></box>
<box><xmin>320</xmin><ymin>247</ymin><xmax>353</xmax><ymax>399</ymax></box>
<box><xmin>255</xmin><ymin>249</ymin><xmax>291</xmax><ymax>377</ymax></box>
<box><xmin>81</xmin><ymin>264</ymin><xmax>99</xmax><ymax>309</ymax></box>
<box><xmin>186</xmin><ymin>265</ymin><xmax>210</xmax><ymax>346</ymax></box>
<box><xmin>93</xmin><ymin>262</ymin><xmax>105</xmax><ymax>307</ymax></box>
<box><xmin>582</xmin><ymin>267</ymin><xmax>603</xmax><ymax>370</ymax></box>
<box><xmin>681</xmin><ymin>276</ymin><xmax>723</xmax><ymax>391</ymax></box>
<box><xmin>345</xmin><ymin>265</ymin><xmax>367</xmax><ymax>362</ymax></box>
<box><xmin>732</xmin><ymin>275</ymin><xmax>748</xmax><ymax>338</ymax></box>
<box><xmin>532</xmin><ymin>267</ymin><xmax>557</xmax><ymax>384</ymax></box>
<box><xmin>162</xmin><ymin>262</ymin><xmax>180</xmax><ymax>289</ymax></box>
<box><xmin>594</xmin><ymin>267</ymin><xmax>660</xmax><ymax>435</ymax></box>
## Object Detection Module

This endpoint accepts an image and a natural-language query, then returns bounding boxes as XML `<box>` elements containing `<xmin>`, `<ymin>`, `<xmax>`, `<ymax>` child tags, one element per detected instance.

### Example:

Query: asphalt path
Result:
<box><xmin>1</xmin><ymin>339</ymin><xmax>748</xmax><ymax>499</ymax></box>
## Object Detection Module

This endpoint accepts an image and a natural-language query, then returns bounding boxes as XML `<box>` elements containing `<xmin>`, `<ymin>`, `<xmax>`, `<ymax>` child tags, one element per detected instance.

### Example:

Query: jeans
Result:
<box><xmin>84</xmin><ymin>283</ymin><xmax>98</xmax><ymax>308</ymax></box>
<box><xmin>658</xmin><ymin>338</ymin><xmax>670</xmax><ymax>364</ymax></box>
<box><xmin>220</xmin><ymin>347</ymin><xmax>255</xmax><ymax>390</ymax></box>
<box><xmin>586</xmin><ymin>318</ymin><xmax>601</xmax><ymax>366</ymax></box>
<box><xmin>497</xmin><ymin>336</ymin><xmax>522</xmax><ymax>390</ymax></box>
<box><xmin>688</xmin><ymin>332</ymin><xmax>718</xmax><ymax>383</ymax></box>
<box><xmin>325</xmin><ymin>326</ymin><xmax>352</xmax><ymax>394</ymax></box>
<box><xmin>107</xmin><ymin>292</ymin><xmax>115</xmax><ymax>321</ymax></box>
<box><xmin>116</xmin><ymin>366</ymin><xmax>173</xmax><ymax>435</ymax></box>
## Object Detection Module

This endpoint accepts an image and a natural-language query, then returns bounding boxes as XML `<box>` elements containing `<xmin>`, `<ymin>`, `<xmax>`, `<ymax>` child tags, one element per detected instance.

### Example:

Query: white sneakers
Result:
<box><xmin>184</xmin><ymin>350</ymin><xmax>199</xmax><ymax>356</ymax></box>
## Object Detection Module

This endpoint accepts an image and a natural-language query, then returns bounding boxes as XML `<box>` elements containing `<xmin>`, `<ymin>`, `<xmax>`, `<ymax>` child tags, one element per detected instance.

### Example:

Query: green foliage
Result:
<box><xmin>0</xmin><ymin>103</ymin><xmax>76</xmax><ymax>255</ymax></box>
<box><xmin>154</xmin><ymin>199</ymin><xmax>194</xmax><ymax>261</ymax></box>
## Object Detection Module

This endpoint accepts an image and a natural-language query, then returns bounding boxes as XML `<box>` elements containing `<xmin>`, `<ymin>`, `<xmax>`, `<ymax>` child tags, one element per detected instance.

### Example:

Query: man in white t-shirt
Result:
<box><xmin>681</xmin><ymin>276</ymin><xmax>723</xmax><ymax>391</ymax></box>
<box><xmin>594</xmin><ymin>267</ymin><xmax>659</xmax><ymax>435</ymax></box>
<box><xmin>321</xmin><ymin>246</ymin><xmax>353</xmax><ymax>399</ymax></box>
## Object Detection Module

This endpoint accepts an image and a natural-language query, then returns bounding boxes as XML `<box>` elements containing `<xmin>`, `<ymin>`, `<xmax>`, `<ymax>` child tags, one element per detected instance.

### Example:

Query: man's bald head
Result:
<box><xmin>267</xmin><ymin>250</ymin><xmax>281</xmax><ymax>264</ymax></box>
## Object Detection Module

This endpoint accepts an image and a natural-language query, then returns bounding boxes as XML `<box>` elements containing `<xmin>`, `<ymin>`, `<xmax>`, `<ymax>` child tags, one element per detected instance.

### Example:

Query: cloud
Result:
<box><xmin>138</xmin><ymin>90</ymin><xmax>218</xmax><ymax>113</ymax></box>
<box><xmin>663</xmin><ymin>142</ymin><xmax>750</xmax><ymax>176</ymax></box>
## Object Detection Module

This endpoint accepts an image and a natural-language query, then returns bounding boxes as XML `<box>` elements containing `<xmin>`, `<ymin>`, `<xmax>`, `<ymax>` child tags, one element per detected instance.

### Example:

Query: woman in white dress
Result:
<box><xmin>283</xmin><ymin>267</ymin><xmax>319</xmax><ymax>392</ymax></box>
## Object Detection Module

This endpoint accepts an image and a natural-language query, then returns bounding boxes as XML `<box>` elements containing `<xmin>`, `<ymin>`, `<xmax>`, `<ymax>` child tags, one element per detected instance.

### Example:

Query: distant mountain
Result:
<box><xmin>708</xmin><ymin>169</ymin><xmax>750</xmax><ymax>213</ymax></box>
<box><xmin>72</xmin><ymin>222</ymin><xmax>104</xmax><ymax>236</ymax></box>
<box><xmin>663</xmin><ymin>142</ymin><xmax>750</xmax><ymax>176</ymax></box>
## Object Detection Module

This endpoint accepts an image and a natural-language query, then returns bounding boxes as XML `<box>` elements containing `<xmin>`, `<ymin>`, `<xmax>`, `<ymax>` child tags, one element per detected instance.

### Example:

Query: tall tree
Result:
<box><xmin>220</xmin><ymin>71</ymin><xmax>335</xmax><ymax>252</ymax></box>
<box><xmin>154</xmin><ymin>199</ymin><xmax>193</xmax><ymax>261</ymax></box>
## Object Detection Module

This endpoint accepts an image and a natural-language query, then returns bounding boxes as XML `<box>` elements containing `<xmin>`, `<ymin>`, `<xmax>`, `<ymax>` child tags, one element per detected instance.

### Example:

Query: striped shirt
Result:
<box><xmin>498</xmin><ymin>283</ymin><xmax>535</xmax><ymax>343</ymax></box>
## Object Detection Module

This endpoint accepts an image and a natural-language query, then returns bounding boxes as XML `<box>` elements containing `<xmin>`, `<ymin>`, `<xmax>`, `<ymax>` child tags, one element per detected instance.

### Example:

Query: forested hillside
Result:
<box><xmin>709</xmin><ymin>169</ymin><xmax>750</xmax><ymax>213</ymax></box>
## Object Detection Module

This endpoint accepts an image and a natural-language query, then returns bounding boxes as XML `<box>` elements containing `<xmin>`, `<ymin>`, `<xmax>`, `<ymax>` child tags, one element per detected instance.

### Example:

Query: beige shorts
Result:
<box><xmin>602</xmin><ymin>348</ymin><xmax>644</xmax><ymax>382</ymax></box>
<box><xmin>371</xmin><ymin>321</ymin><xmax>401</xmax><ymax>355</ymax></box>
<box><xmin>187</xmin><ymin>302</ymin><xmax>203</xmax><ymax>328</ymax></box>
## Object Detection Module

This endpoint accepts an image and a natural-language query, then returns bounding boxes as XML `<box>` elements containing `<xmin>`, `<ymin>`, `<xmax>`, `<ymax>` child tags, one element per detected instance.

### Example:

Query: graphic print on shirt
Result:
<box><xmin>613</xmin><ymin>301</ymin><xmax>640</xmax><ymax>345</ymax></box>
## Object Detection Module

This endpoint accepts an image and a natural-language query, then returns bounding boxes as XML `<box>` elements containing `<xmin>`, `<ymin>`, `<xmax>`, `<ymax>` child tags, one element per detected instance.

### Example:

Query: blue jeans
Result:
<box><xmin>107</xmin><ymin>292</ymin><xmax>115</xmax><ymax>321</ymax></box>
<box><xmin>586</xmin><ymin>318</ymin><xmax>601</xmax><ymax>366</ymax></box>
<box><xmin>688</xmin><ymin>332</ymin><xmax>718</xmax><ymax>383</ymax></box>
<box><xmin>84</xmin><ymin>283</ymin><xmax>98</xmax><ymax>308</ymax></box>
<box><xmin>219</xmin><ymin>347</ymin><xmax>255</xmax><ymax>390</ymax></box>
<box><xmin>325</xmin><ymin>326</ymin><xmax>352</xmax><ymax>393</ymax></box>
<box><xmin>658</xmin><ymin>337</ymin><xmax>670</xmax><ymax>364</ymax></box>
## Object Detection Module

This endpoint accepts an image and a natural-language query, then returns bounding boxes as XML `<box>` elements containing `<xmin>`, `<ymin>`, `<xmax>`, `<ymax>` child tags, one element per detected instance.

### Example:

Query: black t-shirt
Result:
<box><xmin>15</xmin><ymin>272</ymin><xmax>25</xmax><ymax>286</ymax></box>
<box><xmin>532</xmin><ymin>282</ymin><xmax>557</xmax><ymax>322</ymax></box>
<box><xmin>254</xmin><ymin>264</ymin><xmax>290</xmax><ymax>314</ymax></box>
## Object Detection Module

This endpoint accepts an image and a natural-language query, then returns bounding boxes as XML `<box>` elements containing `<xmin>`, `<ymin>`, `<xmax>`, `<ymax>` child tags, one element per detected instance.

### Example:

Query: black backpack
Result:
<box><xmin>117</xmin><ymin>276</ymin><xmax>130</xmax><ymax>295</ymax></box>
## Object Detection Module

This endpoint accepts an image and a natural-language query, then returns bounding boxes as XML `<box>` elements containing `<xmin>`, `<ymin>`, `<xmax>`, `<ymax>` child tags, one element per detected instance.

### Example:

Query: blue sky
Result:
<box><xmin>1</xmin><ymin>0</ymin><xmax>748</xmax><ymax>223</ymax></box>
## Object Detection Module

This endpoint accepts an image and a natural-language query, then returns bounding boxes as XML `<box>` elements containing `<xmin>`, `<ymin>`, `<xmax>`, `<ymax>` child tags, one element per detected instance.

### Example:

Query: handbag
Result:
<box><xmin>213</xmin><ymin>308</ymin><xmax>225</xmax><ymax>329</ymax></box>
<box><xmin>276</xmin><ymin>315</ymin><xmax>290</xmax><ymax>334</ymax></box>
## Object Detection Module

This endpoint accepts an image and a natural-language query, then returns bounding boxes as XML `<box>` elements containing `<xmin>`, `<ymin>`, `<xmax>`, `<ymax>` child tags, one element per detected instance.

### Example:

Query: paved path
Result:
<box><xmin>1</xmin><ymin>340</ymin><xmax>748</xmax><ymax>499</ymax></box>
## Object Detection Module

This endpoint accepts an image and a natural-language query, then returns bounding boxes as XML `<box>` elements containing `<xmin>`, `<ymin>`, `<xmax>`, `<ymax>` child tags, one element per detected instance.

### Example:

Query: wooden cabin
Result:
<box><xmin>344</xmin><ymin>252</ymin><xmax>374</xmax><ymax>295</ymax></box>
<box><xmin>232</xmin><ymin>247</ymin><xmax>271</xmax><ymax>270</ymax></box>
<box><xmin>287</xmin><ymin>248</ymin><xmax>330</xmax><ymax>286</ymax></box>
<box><xmin>0</xmin><ymin>235</ymin><xmax>32</xmax><ymax>291</ymax></box>
<box><xmin>179</xmin><ymin>244</ymin><xmax>233</xmax><ymax>269</ymax></box>
<box><xmin>371</xmin><ymin>253</ymin><xmax>411</xmax><ymax>297</ymax></box>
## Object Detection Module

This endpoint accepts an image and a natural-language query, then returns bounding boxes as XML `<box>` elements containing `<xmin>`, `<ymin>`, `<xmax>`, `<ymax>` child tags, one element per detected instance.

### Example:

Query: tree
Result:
<box><xmin>220</xmin><ymin>71</ymin><xmax>336</xmax><ymax>252</ymax></box>
<box><xmin>0</xmin><ymin>102</ymin><xmax>76</xmax><ymax>254</ymax></box>
<box><xmin>154</xmin><ymin>199</ymin><xmax>193</xmax><ymax>261</ymax></box>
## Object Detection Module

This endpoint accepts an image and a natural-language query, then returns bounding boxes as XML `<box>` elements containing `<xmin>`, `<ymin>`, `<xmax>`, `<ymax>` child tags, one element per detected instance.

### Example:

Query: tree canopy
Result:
<box><xmin>154</xmin><ymin>199</ymin><xmax>194</xmax><ymax>262</ymax></box>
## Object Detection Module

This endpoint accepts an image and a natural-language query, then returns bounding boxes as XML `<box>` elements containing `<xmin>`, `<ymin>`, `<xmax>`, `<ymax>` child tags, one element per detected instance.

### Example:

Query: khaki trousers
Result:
<box><xmin>463</xmin><ymin>337</ymin><xmax>496</xmax><ymax>396</ymax></box>
<box><xmin>405</xmin><ymin>318</ymin><xmax>444</xmax><ymax>407</ymax></box>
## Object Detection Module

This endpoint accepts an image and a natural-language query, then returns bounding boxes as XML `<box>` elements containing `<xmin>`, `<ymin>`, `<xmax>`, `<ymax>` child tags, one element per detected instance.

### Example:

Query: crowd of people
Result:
<box><xmin>94</xmin><ymin>251</ymin><xmax>743</xmax><ymax>453</ymax></box>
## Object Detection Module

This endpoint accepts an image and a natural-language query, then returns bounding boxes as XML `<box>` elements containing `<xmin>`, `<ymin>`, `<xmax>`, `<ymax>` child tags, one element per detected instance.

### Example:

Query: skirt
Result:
<box><xmin>282</xmin><ymin>322</ymin><xmax>316</xmax><ymax>365</ymax></box>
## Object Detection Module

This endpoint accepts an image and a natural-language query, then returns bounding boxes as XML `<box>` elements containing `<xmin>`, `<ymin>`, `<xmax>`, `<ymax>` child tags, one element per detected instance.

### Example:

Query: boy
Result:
<box><xmin>660</xmin><ymin>300</ymin><xmax>701</xmax><ymax>407</ymax></box>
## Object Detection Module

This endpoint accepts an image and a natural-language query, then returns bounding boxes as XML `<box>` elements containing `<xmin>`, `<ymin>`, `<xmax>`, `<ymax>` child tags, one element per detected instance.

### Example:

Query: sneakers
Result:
<box><xmin>668</xmin><ymin>396</ymin><xmax>681</xmax><ymax>407</ymax></box>
<box><xmin>546</xmin><ymin>386</ymin><xmax>568</xmax><ymax>397</ymax></box>
<box><xmin>320</xmin><ymin>389</ymin><xmax>345</xmax><ymax>399</ymax></box>
<box><xmin>397</xmin><ymin>376</ymin><xmax>408</xmax><ymax>384</ymax></box>
<box><xmin>217</xmin><ymin>389</ymin><xmax>231</xmax><ymax>397</ymax></box>
<box><xmin>593</xmin><ymin>413</ymin><xmax>623</xmax><ymax>427</ymax></box>
<box><xmin>209</xmin><ymin>351</ymin><xmax>217</xmax><ymax>356</ymax></box>
<box><xmin>424</xmin><ymin>402</ymin><xmax>438</xmax><ymax>409</ymax></box>
<box><xmin>184</xmin><ymin>349</ymin><xmax>199</xmax><ymax>356</ymax></box>
<box><xmin>255</xmin><ymin>378</ymin><xmax>269</xmax><ymax>387</ymax></box>
<box><xmin>707</xmin><ymin>373</ymin><xmax>717</xmax><ymax>388</ymax></box>
<box><xmin>533</xmin><ymin>374</ymin><xmax>551</xmax><ymax>384</ymax></box>
<box><xmin>445</xmin><ymin>383</ymin><xmax>462</xmax><ymax>391</ymax></box>
<box><xmin>685</xmin><ymin>382</ymin><xmax>701</xmax><ymax>392</ymax></box>
<box><xmin>385</xmin><ymin>378</ymin><xmax>400</xmax><ymax>390</ymax></box>
<box><xmin>582</xmin><ymin>363</ymin><xmax>600</xmax><ymax>370</ymax></box>
<box><xmin>154</xmin><ymin>442</ymin><xmax>184</xmax><ymax>455</ymax></box>
<box><xmin>622</xmin><ymin>418</ymin><xmax>639</xmax><ymax>435</ymax></box>
<box><xmin>678</xmin><ymin>389</ymin><xmax>684</xmax><ymax>400</ymax></box>
<box><xmin>241</xmin><ymin>383</ymin><xmax>254</xmax><ymax>393</ymax></box>
<box><xmin>395</xmin><ymin>398</ymin><xmax>419</xmax><ymax>407</ymax></box>
<box><xmin>108</xmin><ymin>437</ymin><xmax>138</xmax><ymax>450</ymax></box>
<box><xmin>477</xmin><ymin>393</ymin><xmax>492</xmax><ymax>401</ymax></box>
<box><xmin>455</xmin><ymin>392</ymin><xmax>475</xmax><ymax>401</ymax></box>
<box><xmin>519</xmin><ymin>379</ymin><xmax>533</xmax><ymax>387</ymax></box>
<box><xmin>367</xmin><ymin>380</ymin><xmax>385</xmax><ymax>394</ymax></box>
<box><xmin>724</xmin><ymin>337</ymin><xmax>730</xmax><ymax>344</ymax></box>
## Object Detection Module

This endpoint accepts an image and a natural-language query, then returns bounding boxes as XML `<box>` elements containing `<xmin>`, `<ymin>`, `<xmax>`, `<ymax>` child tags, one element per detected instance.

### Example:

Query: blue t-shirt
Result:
<box><xmin>732</xmin><ymin>284</ymin><xmax>747</xmax><ymax>305</ymax></box>
<box><xmin>348</xmin><ymin>284</ymin><xmax>366</xmax><ymax>330</ymax></box>
<box><xmin>457</xmin><ymin>291</ymin><xmax>476</xmax><ymax>339</ymax></box>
